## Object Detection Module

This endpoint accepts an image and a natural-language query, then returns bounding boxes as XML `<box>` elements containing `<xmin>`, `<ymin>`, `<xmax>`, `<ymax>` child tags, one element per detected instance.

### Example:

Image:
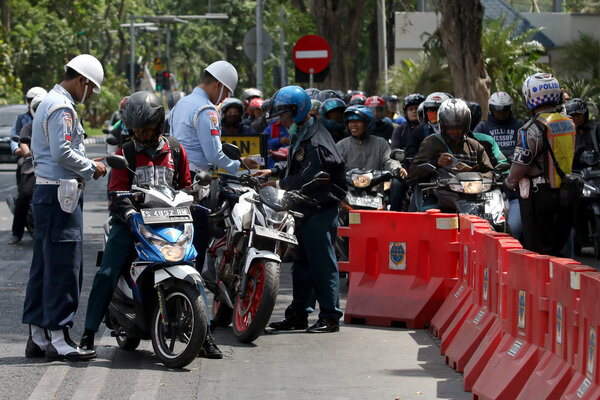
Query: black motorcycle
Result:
<box><xmin>574</xmin><ymin>150</ymin><xmax>600</xmax><ymax>258</ymax></box>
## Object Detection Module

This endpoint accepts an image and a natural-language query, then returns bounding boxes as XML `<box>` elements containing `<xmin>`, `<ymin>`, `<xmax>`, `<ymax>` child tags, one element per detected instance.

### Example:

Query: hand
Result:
<box><xmin>241</xmin><ymin>157</ymin><xmax>259</xmax><ymax>170</ymax></box>
<box><xmin>93</xmin><ymin>161</ymin><xmax>107</xmax><ymax>179</ymax></box>
<box><xmin>438</xmin><ymin>153</ymin><xmax>454</xmax><ymax>167</ymax></box>
<box><xmin>393</xmin><ymin>167</ymin><xmax>408</xmax><ymax>179</ymax></box>
<box><xmin>252</xmin><ymin>169</ymin><xmax>272</xmax><ymax>178</ymax></box>
<box><xmin>14</xmin><ymin>148</ymin><xmax>23</xmax><ymax>157</ymax></box>
<box><xmin>279</xmin><ymin>136</ymin><xmax>291</xmax><ymax>145</ymax></box>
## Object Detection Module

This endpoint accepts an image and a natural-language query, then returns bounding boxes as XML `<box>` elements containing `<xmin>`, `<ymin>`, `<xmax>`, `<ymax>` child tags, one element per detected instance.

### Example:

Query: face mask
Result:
<box><xmin>288</xmin><ymin>123</ymin><xmax>298</xmax><ymax>136</ymax></box>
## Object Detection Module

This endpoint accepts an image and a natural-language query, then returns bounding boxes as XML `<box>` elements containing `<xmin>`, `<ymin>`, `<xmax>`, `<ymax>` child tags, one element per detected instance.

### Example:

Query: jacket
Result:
<box><xmin>336</xmin><ymin>134</ymin><xmax>401</xmax><ymax>172</ymax></box>
<box><xmin>474</xmin><ymin>113</ymin><xmax>523</xmax><ymax>159</ymax></box>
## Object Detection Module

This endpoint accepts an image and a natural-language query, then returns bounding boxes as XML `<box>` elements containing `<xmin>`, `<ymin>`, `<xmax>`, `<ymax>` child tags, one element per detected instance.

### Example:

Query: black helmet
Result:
<box><xmin>566</xmin><ymin>98</ymin><xmax>589</xmax><ymax>124</ymax></box>
<box><xmin>403</xmin><ymin>93</ymin><xmax>425</xmax><ymax>119</ymax></box>
<box><xmin>382</xmin><ymin>93</ymin><xmax>399</xmax><ymax>104</ymax></box>
<box><xmin>315</xmin><ymin>89</ymin><xmax>342</xmax><ymax>103</ymax></box>
<box><xmin>220</xmin><ymin>97</ymin><xmax>244</xmax><ymax>117</ymax></box>
<box><xmin>123</xmin><ymin>91</ymin><xmax>165</xmax><ymax>147</ymax></box>
<box><xmin>305</xmin><ymin>88</ymin><xmax>320</xmax><ymax>99</ymax></box>
<box><xmin>167</xmin><ymin>91</ymin><xmax>186</xmax><ymax>109</ymax></box>
<box><xmin>467</xmin><ymin>101</ymin><xmax>483</xmax><ymax>131</ymax></box>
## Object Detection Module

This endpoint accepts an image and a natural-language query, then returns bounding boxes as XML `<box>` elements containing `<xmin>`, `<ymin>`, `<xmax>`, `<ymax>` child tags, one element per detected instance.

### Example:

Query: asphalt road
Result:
<box><xmin>0</xmin><ymin>142</ymin><xmax>596</xmax><ymax>400</ymax></box>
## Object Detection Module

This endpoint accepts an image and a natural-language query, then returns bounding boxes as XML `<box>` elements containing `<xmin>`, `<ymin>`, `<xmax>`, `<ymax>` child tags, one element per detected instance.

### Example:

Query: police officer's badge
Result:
<box><xmin>295</xmin><ymin>147</ymin><xmax>305</xmax><ymax>161</ymax></box>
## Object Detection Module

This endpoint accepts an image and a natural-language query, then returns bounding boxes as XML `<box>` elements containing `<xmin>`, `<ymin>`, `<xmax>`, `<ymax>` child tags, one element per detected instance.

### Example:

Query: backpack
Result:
<box><xmin>121</xmin><ymin>135</ymin><xmax>182</xmax><ymax>188</ymax></box>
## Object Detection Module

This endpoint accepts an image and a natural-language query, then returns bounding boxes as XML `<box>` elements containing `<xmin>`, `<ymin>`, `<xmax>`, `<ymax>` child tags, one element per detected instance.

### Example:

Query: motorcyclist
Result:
<box><xmin>319</xmin><ymin>97</ymin><xmax>348</xmax><ymax>142</ymax></box>
<box><xmin>566</xmin><ymin>98</ymin><xmax>600</xmax><ymax>171</ymax></box>
<box><xmin>408</xmin><ymin>98</ymin><xmax>494</xmax><ymax>210</ymax></box>
<box><xmin>504</xmin><ymin>73</ymin><xmax>578</xmax><ymax>256</ymax></box>
<box><xmin>108</xmin><ymin>96</ymin><xmax>130</xmax><ymax>147</ymax></box>
<box><xmin>220</xmin><ymin>97</ymin><xmax>253</xmax><ymax>135</ymax></box>
<box><xmin>404</xmin><ymin>92</ymin><xmax>452</xmax><ymax>166</ymax></box>
<box><xmin>309</xmin><ymin>99</ymin><xmax>321</xmax><ymax>119</ymax></box>
<box><xmin>473</xmin><ymin>91</ymin><xmax>523</xmax><ymax>160</ymax></box>
<box><xmin>315</xmin><ymin>89</ymin><xmax>343</xmax><ymax>103</ymax></box>
<box><xmin>251</xmin><ymin>98</ymin><xmax>270</xmax><ymax>135</ymax></box>
<box><xmin>382</xmin><ymin>93</ymin><xmax>407</xmax><ymax>125</ymax></box>
<box><xmin>467</xmin><ymin>101</ymin><xmax>507</xmax><ymax>167</ymax></box>
<box><xmin>391</xmin><ymin>93</ymin><xmax>425</xmax><ymax>150</ymax></box>
<box><xmin>11</xmin><ymin>87</ymin><xmax>47</xmax><ymax>160</ymax></box>
<box><xmin>365</xmin><ymin>96</ymin><xmax>394</xmax><ymax>142</ymax></box>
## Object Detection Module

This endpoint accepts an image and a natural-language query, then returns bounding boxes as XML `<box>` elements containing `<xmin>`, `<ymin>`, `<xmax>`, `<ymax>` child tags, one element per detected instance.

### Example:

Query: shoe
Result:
<box><xmin>268</xmin><ymin>315</ymin><xmax>308</xmax><ymax>331</ymax></box>
<box><xmin>25</xmin><ymin>325</ymin><xmax>49</xmax><ymax>358</ymax></box>
<box><xmin>9</xmin><ymin>235</ymin><xmax>21</xmax><ymax>245</ymax></box>
<box><xmin>47</xmin><ymin>328</ymin><xmax>96</xmax><ymax>361</ymax></box>
<box><xmin>306</xmin><ymin>318</ymin><xmax>340</xmax><ymax>333</ymax></box>
<box><xmin>79</xmin><ymin>329</ymin><xmax>95</xmax><ymax>351</ymax></box>
<box><xmin>198</xmin><ymin>334</ymin><xmax>223</xmax><ymax>359</ymax></box>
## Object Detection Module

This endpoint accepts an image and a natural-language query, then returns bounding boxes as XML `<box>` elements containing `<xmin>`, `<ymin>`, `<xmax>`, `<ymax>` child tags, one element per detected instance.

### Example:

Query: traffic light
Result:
<box><xmin>155</xmin><ymin>70</ymin><xmax>163</xmax><ymax>90</ymax></box>
<box><xmin>155</xmin><ymin>70</ymin><xmax>171</xmax><ymax>91</ymax></box>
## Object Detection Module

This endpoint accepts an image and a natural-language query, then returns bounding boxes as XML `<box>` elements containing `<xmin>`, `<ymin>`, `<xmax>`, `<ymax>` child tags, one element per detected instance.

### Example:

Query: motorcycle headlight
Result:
<box><xmin>461</xmin><ymin>181</ymin><xmax>483</xmax><ymax>194</ymax></box>
<box><xmin>136</xmin><ymin>220</ymin><xmax>189</xmax><ymax>262</ymax></box>
<box><xmin>267</xmin><ymin>211</ymin><xmax>289</xmax><ymax>226</ymax></box>
<box><xmin>352</xmin><ymin>173</ymin><xmax>373</xmax><ymax>188</ymax></box>
<box><xmin>159</xmin><ymin>245</ymin><xmax>186</xmax><ymax>262</ymax></box>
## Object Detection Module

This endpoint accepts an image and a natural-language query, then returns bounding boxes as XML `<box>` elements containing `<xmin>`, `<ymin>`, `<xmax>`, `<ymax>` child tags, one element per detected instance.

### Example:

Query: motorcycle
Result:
<box><xmin>413</xmin><ymin>162</ymin><xmax>509</xmax><ymax>232</ymax></box>
<box><xmin>204</xmin><ymin>144</ymin><xmax>321</xmax><ymax>343</ymax></box>
<box><xmin>100</xmin><ymin>154</ymin><xmax>208</xmax><ymax>369</ymax></box>
<box><xmin>574</xmin><ymin>150</ymin><xmax>600</xmax><ymax>258</ymax></box>
<box><xmin>6</xmin><ymin>136</ymin><xmax>34</xmax><ymax>237</ymax></box>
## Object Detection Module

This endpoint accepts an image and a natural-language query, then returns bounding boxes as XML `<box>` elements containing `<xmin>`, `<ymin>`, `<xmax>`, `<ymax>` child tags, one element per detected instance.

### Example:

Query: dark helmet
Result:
<box><xmin>438</xmin><ymin>98</ymin><xmax>471</xmax><ymax>137</ymax></box>
<box><xmin>123</xmin><ymin>91</ymin><xmax>165</xmax><ymax>147</ymax></box>
<box><xmin>261</xmin><ymin>98</ymin><xmax>271</xmax><ymax>113</ymax></box>
<box><xmin>349</xmin><ymin>93</ymin><xmax>367</xmax><ymax>106</ymax></box>
<box><xmin>467</xmin><ymin>101</ymin><xmax>483</xmax><ymax>131</ymax></box>
<box><xmin>344</xmin><ymin>90</ymin><xmax>367</xmax><ymax>104</ymax></box>
<box><xmin>220</xmin><ymin>97</ymin><xmax>244</xmax><ymax>118</ymax></box>
<box><xmin>344</xmin><ymin>105</ymin><xmax>375</xmax><ymax>136</ymax></box>
<box><xmin>315</xmin><ymin>89</ymin><xmax>342</xmax><ymax>103</ymax></box>
<box><xmin>167</xmin><ymin>91</ymin><xmax>186</xmax><ymax>109</ymax></box>
<box><xmin>402</xmin><ymin>93</ymin><xmax>425</xmax><ymax>119</ymax></box>
<box><xmin>566</xmin><ymin>98</ymin><xmax>589</xmax><ymax>124</ymax></box>
<box><xmin>305</xmin><ymin>88</ymin><xmax>320</xmax><ymax>99</ymax></box>
<box><xmin>319</xmin><ymin>98</ymin><xmax>347</xmax><ymax>131</ymax></box>
<box><xmin>382</xmin><ymin>93</ymin><xmax>399</xmax><ymax>104</ymax></box>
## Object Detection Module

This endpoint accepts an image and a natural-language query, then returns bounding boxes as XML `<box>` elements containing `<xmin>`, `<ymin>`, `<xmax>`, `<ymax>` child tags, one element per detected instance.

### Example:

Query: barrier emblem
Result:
<box><xmin>483</xmin><ymin>267</ymin><xmax>489</xmax><ymax>302</ymax></box>
<box><xmin>389</xmin><ymin>242</ymin><xmax>406</xmax><ymax>270</ymax></box>
<box><xmin>556</xmin><ymin>302</ymin><xmax>563</xmax><ymax>345</ymax></box>
<box><xmin>588</xmin><ymin>327</ymin><xmax>597</xmax><ymax>376</ymax></box>
<box><xmin>518</xmin><ymin>290</ymin><xmax>526</xmax><ymax>329</ymax></box>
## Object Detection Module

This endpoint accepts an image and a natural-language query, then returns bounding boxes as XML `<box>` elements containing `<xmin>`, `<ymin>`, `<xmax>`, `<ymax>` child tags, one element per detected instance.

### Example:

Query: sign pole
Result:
<box><xmin>309</xmin><ymin>68</ymin><xmax>314</xmax><ymax>88</ymax></box>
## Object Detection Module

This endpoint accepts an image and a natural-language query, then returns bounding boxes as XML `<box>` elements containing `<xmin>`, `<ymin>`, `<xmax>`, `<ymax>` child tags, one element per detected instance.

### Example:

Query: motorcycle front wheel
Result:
<box><xmin>232</xmin><ymin>259</ymin><xmax>280</xmax><ymax>344</ymax></box>
<box><xmin>151</xmin><ymin>283</ymin><xmax>207</xmax><ymax>369</ymax></box>
<box><xmin>212</xmin><ymin>299</ymin><xmax>233</xmax><ymax>328</ymax></box>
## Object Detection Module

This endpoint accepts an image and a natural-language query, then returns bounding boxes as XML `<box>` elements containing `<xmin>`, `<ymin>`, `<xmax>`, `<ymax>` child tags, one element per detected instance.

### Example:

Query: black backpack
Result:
<box><xmin>121</xmin><ymin>135</ymin><xmax>182</xmax><ymax>188</ymax></box>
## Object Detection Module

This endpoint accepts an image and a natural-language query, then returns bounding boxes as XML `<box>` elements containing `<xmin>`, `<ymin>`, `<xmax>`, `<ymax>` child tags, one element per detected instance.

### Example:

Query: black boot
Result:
<box><xmin>79</xmin><ymin>329</ymin><xmax>95</xmax><ymax>351</ymax></box>
<box><xmin>198</xmin><ymin>333</ymin><xmax>223</xmax><ymax>359</ymax></box>
<box><xmin>269</xmin><ymin>311</ymin><xmax>308</xmax><ymax>331</ymax></box>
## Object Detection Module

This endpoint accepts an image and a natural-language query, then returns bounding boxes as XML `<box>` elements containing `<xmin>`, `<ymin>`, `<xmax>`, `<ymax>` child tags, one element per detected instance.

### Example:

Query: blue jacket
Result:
<box><xmin>474</xmin><ymin>113</ymin><xmax>523</xmax><ymax>159</ymax></box>
<box><xmin>11</xmin><ymin>112</ymin><xmax>32</xmax><ymax>154</ymax></box>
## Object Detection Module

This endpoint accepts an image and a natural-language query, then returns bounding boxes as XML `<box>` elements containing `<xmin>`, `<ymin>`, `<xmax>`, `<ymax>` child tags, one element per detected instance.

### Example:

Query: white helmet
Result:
<box><xmin>488</xmin><ymin>91</ymin><xmax>513</xmax><ymax>112</ymax></box>
<box><xmin>64</xmin><ymin>54</ymin><xmax>104</xmax><ymax>94</ymax></box>
<box><xmin>205</xmin><ymin>60</ymin><xmax>238</xmax><ymax>96</ymax></box>
<box><xmin>423</xmin><ymin>92</ymin><xmax>451</xmax><ymax>110</ymax></box>
<box><xmin>25</xmin><ymin>86</ymin><xmax>47</xmax><ymax>102</ymax></box>
<box><xmin>522</xmin><ymin>73</ymin><xmax>560</xmax><ymax>111</ymax></box>
<box><xmin>29</xmin><ymin>94</ymin><xmax>45</xmax><ymax>118</ymax></box>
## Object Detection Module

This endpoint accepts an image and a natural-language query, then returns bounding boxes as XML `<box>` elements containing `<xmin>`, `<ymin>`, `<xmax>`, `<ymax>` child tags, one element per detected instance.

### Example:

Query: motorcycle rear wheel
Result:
<box><xmin>151</xmin><ymin>283</ymin><xmax>207</xmax><ymax>369</ymax></box>
<box><xmin>232</xmin><ymin>260</ymin><xmax>279</xmax><ymax>344</ymax></box>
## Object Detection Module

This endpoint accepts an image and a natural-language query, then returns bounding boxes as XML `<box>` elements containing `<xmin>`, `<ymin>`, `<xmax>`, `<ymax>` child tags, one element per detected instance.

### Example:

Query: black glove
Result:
<box><xmin>501</xmin><ymin>179</ymin><xmax>514</xmax><ymax>193</ymax></box>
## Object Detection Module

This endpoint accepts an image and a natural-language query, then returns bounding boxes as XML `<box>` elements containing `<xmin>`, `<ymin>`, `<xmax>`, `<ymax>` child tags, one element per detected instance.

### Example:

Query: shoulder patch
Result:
<box><xmin>63</xmin><ymin>112</ymin><xmax>73</xmax><ymax>141</ymax></box>
<box><xmin>512</xmin><ymin>146</ymin><xmax>533</xmax><ymax>165</ymax></box>
<box><xmin>207</xmin><ymin>110</ymin><xmax>219</xmax><ymax>130</ymax></box>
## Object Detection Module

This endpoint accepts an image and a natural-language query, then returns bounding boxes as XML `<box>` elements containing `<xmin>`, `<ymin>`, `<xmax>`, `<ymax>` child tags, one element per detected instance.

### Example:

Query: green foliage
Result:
<box><xmin>0</xmin><ymin>34</ymin><xmax>22</xmax><ymax>104</ymax></box>
<box><xmin>556</xmin><ymin>33</ymin><xmax>600</xmax><ymax>81</ymax></box>
<box><xmin>560</xmin><ymin>78</ymin><xmax>600</xmax><ymax>120</ymax></box>
<box><xmin>387</xmin><ymin>57</ymin><xmax>427</xmax><ymax>99</ymax></box>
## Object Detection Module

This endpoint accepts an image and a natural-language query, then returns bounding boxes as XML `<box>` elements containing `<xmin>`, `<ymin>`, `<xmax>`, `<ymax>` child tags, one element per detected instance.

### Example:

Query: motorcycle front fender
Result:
<box><xmin>243</xmin><ymin>247</ymin><xmax>281</xmax><ymax>275</ymax></box>
<box><xmin>154</xmin><ymin>264</ymin><xmax>203</xmax><ymax>286</ymax></box>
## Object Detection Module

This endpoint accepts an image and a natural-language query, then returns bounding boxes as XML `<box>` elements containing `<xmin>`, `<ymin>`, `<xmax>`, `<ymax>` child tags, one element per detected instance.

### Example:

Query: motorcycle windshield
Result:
<box><xmin>149</xmin><ymin>185</ymin><xmax>177</xmax><ymax>200</ymax></box>
<box><xmin>259</xmin><ymin>186</ymin><xmax>291</xmax><ymax>212</ymax></box>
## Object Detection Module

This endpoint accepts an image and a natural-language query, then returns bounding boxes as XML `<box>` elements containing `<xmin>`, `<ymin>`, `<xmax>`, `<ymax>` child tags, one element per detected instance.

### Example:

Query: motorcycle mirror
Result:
<box><xmin>102</xmin><ymin>128</ymin><xmax>110</xmax><ymax>134</ymax></box>
<box><xmin>105</xmin><ymin>134</ymin><xmax>120</xmax><ymax>146</ymax></box>
<box><xmin>581</xmin><ymin>150</ymin><xmax>599</xmax><ymax>167</ymax></box>
<box><xmin>222</xmin><ymin>143</ymin><xmax>242</xmax><ymax>161</ymax></box>
<box><xmin>494</xmin><ymin>162</ymin><xmax>510</xmax><ymax>173</ymax></box>
<box><xmin>390</xmin><ymin>149</ymin><xmax>406</xmax><ymax>162</ymax></box>
<box><xmin>314</xmin><ymin>171</ymin><xmax>331</xmax><ymax>185</ymax></box>
<box><xmin>106</xmin><ymin>154</ymin><xmax>129</xmax><ymax>170</ymax></box>
<box><xmin>194</xmin><ymin>170</ymin><xmax>212</xmax><ymax>186</ymax></box>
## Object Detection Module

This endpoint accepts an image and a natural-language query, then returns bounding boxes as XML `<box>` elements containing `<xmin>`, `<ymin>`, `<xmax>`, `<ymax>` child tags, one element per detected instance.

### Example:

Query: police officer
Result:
<box><xmin>504</xmin><ymin>73</ymin><xmax>578</xmax><ymax>256</ymax></box>
<box><xmin>253</xmin><ymin>86</ymin><xmax>347</xmax><ymax>333</ymax></box>
<box><xmin>22</xmin><ymin>54</ymin><xmax>107</xmax><ymax>361</ymax></box>
<box><xmin>170</xmin><ymin>60</ymin><xmax>258</xmax><ymax>357</ymax></box>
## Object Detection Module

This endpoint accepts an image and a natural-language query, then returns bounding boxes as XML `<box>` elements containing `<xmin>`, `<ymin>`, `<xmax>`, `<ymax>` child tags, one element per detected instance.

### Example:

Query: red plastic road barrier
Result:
<box><xmin>516</xmin><ymin>259</ymin><xmax>593</xmax><ymax>400</ymax></box>
<box><xmin>472</xmin><ymin>249</ymin><xmax>551</xmax><ymax>400</ymax></box>
<box><xmin>562</xmin><ymin>271</ymin><xmax>600</xmax><ymax>399</ymax></box>
<box><xmin>430</xmin><ymin>215</ymin><xmax>490</xmax><ymax>339</ymax></box>
<box><xmin>338</xmin><ymin>209</ymin><xmax>459</xmax><ymax>328</ymax></box>
<box><xmin>444</xmin><ymin>231</ymin><xmax>522</xmax><ymax>372</ymax></box>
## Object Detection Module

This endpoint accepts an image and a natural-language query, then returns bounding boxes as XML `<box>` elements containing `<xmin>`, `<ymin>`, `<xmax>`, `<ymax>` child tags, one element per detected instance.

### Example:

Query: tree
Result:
<box><xmin>438</xmin><ymin>0</ymin><xmax>491</xmax><ymax>114</ymax></box>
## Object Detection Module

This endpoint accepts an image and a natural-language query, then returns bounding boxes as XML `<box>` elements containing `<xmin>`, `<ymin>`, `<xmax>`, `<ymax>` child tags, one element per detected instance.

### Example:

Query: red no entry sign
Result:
<box><xmin>293</xmin><ymin>35</ymin><xmax>331</xmax><ymax>74</ymax></box>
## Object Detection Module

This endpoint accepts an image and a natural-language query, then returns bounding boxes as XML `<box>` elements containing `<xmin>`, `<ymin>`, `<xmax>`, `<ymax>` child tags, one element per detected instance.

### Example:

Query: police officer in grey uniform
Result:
<box><xmin>170</xmin><ymin>60</ymin><xmax>258</xmax><ymax>358</ymax></box>
<box><xmin>22</xmin><ymin>54</ymin><xmax>107</xmax><ymax>361</ymax></box>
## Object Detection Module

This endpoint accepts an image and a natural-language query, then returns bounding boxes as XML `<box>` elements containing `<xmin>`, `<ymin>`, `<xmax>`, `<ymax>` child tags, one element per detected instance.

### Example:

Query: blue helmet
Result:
<box><xmin>270</xmin><ymin>86</ymin><xmax>311</xmax><ymax>123</ymax></box>
<box><xmin>319</xmin><ymin>98</ymin><xmax>347</xmax><ymax>131</ymax></box>
<box><xmin>344</xmin><ymin>105</ymin><xmax>375</xmax><ymax>135</ymax></box>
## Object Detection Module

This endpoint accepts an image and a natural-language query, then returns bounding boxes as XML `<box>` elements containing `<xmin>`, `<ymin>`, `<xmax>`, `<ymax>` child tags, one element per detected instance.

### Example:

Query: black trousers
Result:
<box><xmin>519</xmin><ymin>186</ymin><xmax>577</xmax><ymax>257</ymax></box>
<box><xmin>11</xmin><ymin>172</ymin><xmax>34</xmax><ymax>239</ymax></box>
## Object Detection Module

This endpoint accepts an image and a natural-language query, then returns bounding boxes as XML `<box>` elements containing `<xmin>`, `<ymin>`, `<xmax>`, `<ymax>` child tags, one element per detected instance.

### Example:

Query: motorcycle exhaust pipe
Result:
<box><xmin>217</xmin><ymin>281</ymin><xmax>234</xmax><ymax>309</ymax></box>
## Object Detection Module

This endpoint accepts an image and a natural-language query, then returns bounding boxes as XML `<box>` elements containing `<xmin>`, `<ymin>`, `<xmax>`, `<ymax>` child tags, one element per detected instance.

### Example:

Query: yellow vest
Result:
<box><xmin>535</xmin><ymin>112</ymin><xmax>576</xmax><ymax>188</ymax></box>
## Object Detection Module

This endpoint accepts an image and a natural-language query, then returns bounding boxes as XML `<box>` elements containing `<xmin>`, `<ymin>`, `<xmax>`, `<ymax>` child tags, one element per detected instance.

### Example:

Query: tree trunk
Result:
<box><xmin>1</xmin><ymin>0</ymin><xmax>10</xmax><ymax>32</ymax></box>
<box><xmin>365</xmin><ymin>5</ymin><xmax>378</xmax><ymax>95</ymax></box>
<box><xmin>100</xmin><ymin>1</ymin><xmax>113</xmax><ymax>65</ymax></box>
<box><xmin>116</xmin><ymin>0</ymin><xmax>127</xmax><ymax>77</ymax></box>
<box><xmin>309</xmin><ymin>0</ymin><xmax>368</xmax><ymax>90</ymax></box>
<box><xmin>439</xmin><ymin>0</ymin><xmax>491</xmax><ymax>115</ymax></box>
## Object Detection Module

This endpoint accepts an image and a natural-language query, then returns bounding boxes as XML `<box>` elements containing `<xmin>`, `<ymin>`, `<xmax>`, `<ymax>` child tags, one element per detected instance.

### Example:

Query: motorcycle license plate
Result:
<box><xmin>254</xmin><ymin>225</ymin><xmax>298</xmax><ymax>245</ymax></box>
<box><xmin>140</xmin><ymin>206</ymin><xmax>193</xmax><ymax>224</ymax></box>
<box><xmin>347</xmin><ymin>194</ymin><xmax>382</xmax><ymax>209</ymax></box>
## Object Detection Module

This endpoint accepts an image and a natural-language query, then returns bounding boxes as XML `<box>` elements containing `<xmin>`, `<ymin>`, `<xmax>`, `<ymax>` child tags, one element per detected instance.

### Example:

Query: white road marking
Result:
<box><xmin>28</xmin><ymin>364</ymin><xmax>69</xmax><ymax>400</ymax></box>
<box><xmin>71</xmin><ymin>329</ymin><xmax>115</xmax><ymax>400</ymax></box>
